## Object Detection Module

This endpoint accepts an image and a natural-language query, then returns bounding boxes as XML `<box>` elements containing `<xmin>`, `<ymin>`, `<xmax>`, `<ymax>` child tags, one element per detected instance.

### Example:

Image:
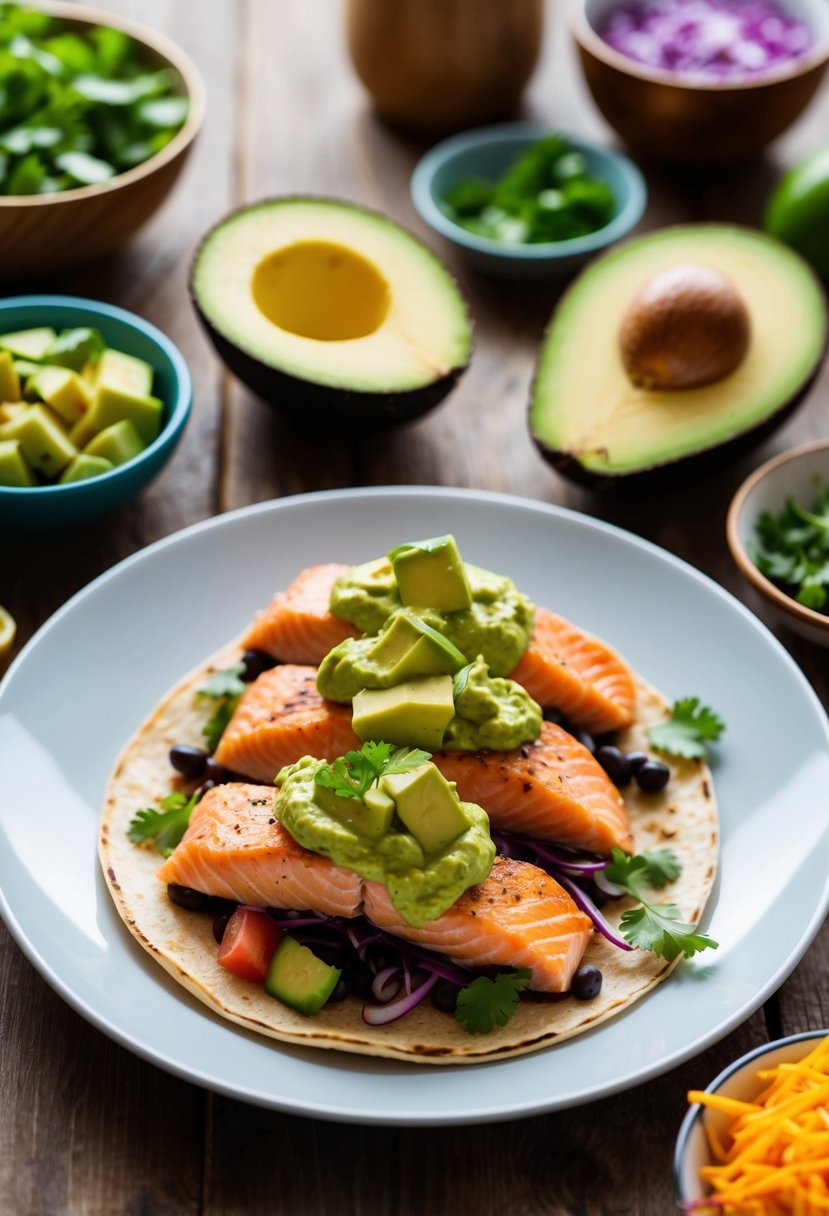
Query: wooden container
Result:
<box><xmin>0</xmin><ymin>2</ymin><xmax>205</xmax><ymax>277</ymax></box>
<box><xmin>345</xmin><ymin>0</ymin><xmax>544</xmax><ymax>136</ymax></box>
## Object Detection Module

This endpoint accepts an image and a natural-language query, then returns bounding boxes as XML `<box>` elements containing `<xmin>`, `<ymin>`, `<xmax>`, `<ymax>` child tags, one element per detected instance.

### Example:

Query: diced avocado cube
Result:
<box><xmin>362</xmin><ymin>785</ymin><xmax>396</xmax><ymax>829</ymax></box>
<box><xmin>13</xmin><ymin>359</ymin><xmax>41</xmax><ymax>383</ymax></box>
<box><xmin>94</xmin><ymin>348</ymin><xmax>154</xmax><ymax>397</ymax></box>
<box><xmin>58</xmin><ymin>454</ymin><xmax>114</xmax><ymax>484</ymax></box>
<box><xmin>352</xmin><ymin>675</ymin><xmax>455</xmax><ymax>750</ymax></box>
<box><xmin>313</xmin><ymin>782</ymin><xmax>394</xmax><ymax>839</ymax></box>
<box><xmin>70</xmin><ymin>382</ymin><xmax>163</xmax><ymax>448</ymax></box>
<box><xmin>265</xmin><ymin>936</ymin><xmax>341</xmax><ymax>1016</ymax></box>
<box><xmin>0</xmin><ymin>439</ymin><xmax>35</xmax><ymax>486</ymax></box>
<box><xmin>0</xmin><ymin>327</ymin><xmax>57</xmax><ymax>362</ymax></box>
<box><xmin>44</xmin><ymin>327</ymin><xmax>105</xmax><ymax>372</ymax></box>
<box><xmin>0</xmin><ymin>402</ymin><xmax>27</xmax><ymax>428</ymax></box>
<box><xmin>380</xmin><ymin>763</ymin><xmax>471</xmax><ymax>854</ymax></box>
<box><xmin>14</xmin><ymin>404</ymin><xmax>76</xmax><ymax>478</ymax></box>
<box><xmin>368</xmin><ymin>610</ymin><xmax>467</xmax><ymax>683</ymax></box>
<box><xmin>27</xmin><ymin>366</ymin><xmax>92</xmax><ymax>425</ymax></box>
<box><xmin>0</xmin><ymin>350</ymin><xmax>21</xmax><ymax>403</ymax></box>
<box><xmin>389</xmin><ymin>535</ymin><xmax>472</xmax><ymax>612</ymax></box>
<box><xmin>83</xmin><ymin>419</ymin><xmax>145</xmax><ymax>467</ymax></box>
<box><xmin>349</xmin><ymin>555</ymin><xmax>395</xmax><ymax>586</ymax></box>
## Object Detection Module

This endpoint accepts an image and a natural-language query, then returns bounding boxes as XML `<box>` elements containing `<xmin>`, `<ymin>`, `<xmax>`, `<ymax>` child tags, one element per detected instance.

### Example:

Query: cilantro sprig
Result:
<box><xmin>197</xmin><ymin>663</ymin><xmax>245</xmax><ymax>753</ymax></box>
<box><xmin>750</xmin><ymin>481</ymin><xmax>829</xmax><ymax>611</ymax></box>
<box><xmin>313</xmin><ymin>741</ymin><xmax>431</xmax><ymax>801</ymax></box>
<box><xmin>647</xmin><ymin>697</ymin><xmax>724</xmax><ymax>760</ymax></box>
<box><xmin>454</xmin><ymin>968</ymin><xmax>531</xmax><ymax>1034</ymax></box>
<box><xmin>128</xmin><ymin>790</ymin><xmax>197</xmax><ymax>857</ymax></box>
<box><xmin>603</xmin><ymin>848</ymin><xmax>718</xmax><ymax>961</ymax></box>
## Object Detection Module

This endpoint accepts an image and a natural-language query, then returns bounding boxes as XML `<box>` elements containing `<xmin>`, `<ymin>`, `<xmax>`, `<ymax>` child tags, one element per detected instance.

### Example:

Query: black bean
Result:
<box><xmin>542</xmin><ymin>707</ymin><xmax>565</xmax><ymax>724</ymax></box>
<box><xmin>571</xmin><ymin>964</ymin><xmax>603</xmax><ymax>1001</ymax></box>
<box><xmin>625</xmin><ymin>750</ymin><xmax>650</xmax><ymax>774</ymax></box>
<box><xmin>241</xmin><ymin>649</ymin><xmax>280</xmax><ymax>682</ymax></box>
<box><xmin>349</xmin><ymin>965</ymin><xmax>374</xmax><ymax>999</ymax></box>
<box><xmin>213</xmin><ymin>910</ymin><xmax>232</xmax><ymax>944</ymax></box>
<box><xmin>195</xmin><ymin>779</ymin><xmax>216</xmax><ymax>799</ymax></box>
<box><xmin>430</xmin><ymin>978</ymin><xmax>460</xmax><ymax>1013</ymax></box>
<box><xmin>169</xmin><ymin>744</ymin><xmax>208</xmax><ymax>780</ymax></box>
<box><xmin>326</xmin><ymin>975</ymin><xmax>351</xmax><ymax>1004</ymax></box>
<box><xmin>167</xmin><ymin>883</ymin><xmax>210</xmax><ymax>912</ymax></box>
<box><xmin>204</xmin><ymin>757</ymin><xmax>227</xmax><ymax>784</ymax></box>
<box><xmin>570</xmin><ymin>727</ymin><xmax>596</xmax><ymax>753</ymax></box>
<box><xmin>594</xmin><ymin>744</ymin><xmax>632</xmax><ymax>787</ymax></box>
<box><xmin>635</xmin><ymin>759</ymin><xmax>671</xmax><ymax>793</ymax></box>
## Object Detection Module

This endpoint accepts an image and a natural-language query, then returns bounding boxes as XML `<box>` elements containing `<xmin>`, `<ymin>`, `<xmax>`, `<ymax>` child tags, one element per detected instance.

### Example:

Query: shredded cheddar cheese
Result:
<box><xmin>686</xmin><ymin>1037</ymin><xmax>829</xmax><ymax>1214</ymax></box>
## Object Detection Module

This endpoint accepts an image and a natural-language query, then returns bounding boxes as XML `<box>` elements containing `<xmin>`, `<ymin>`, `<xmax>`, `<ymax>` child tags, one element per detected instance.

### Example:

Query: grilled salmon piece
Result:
<box><xmin>434</xmin><ymin>721</ymin><xmax>632</xmax><ymax>855</ymax></box>
<box><xmin>214</xmin><ymin>664</ymin><xmax>360</xmax><ymax>782</ymax></box>
<box><xmin>243</xmin><ymin>564</ymin><xmax>358</xmax><ymax>664</ymax></box>
<box><xmin>509</xmin><ymin>607</ymin><xmax>636</xmax><ymax>734</ymax></box>
<box><xmin>157</xmin><ymin>783</ymin><xmax>363</xmax><ymax>917</ymax></box>
<box><xmin>363</xmin><ymin>856</ymin><xmax>593</xmax><ymax>993</ymax></box>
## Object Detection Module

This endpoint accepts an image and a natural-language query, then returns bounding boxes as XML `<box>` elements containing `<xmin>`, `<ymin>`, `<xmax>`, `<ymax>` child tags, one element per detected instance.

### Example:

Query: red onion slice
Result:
<box><xmin>363</xmin><ymin>972</ymin><xmax>440</xmax><ymax>1026</ymax></box>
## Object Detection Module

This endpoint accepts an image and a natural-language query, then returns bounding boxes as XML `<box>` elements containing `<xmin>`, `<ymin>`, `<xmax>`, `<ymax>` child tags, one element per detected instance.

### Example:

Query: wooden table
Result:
<box><xmin>2</xmin><ymin>2</ymin><xmax>828</xmax><ymax>1211</ymax></box>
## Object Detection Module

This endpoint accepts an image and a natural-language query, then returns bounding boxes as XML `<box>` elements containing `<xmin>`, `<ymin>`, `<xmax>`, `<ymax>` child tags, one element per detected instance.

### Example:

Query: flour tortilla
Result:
<box><xmin>100</xmin><ymin>641</ymin><xmax>719</xmax><ymax>1065</ymax></box>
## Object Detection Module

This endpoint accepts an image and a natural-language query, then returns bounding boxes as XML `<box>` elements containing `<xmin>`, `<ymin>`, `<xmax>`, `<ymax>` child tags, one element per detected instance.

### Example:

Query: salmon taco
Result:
<box><xmin>100</xmin><ymin>535</ymin><xmax>720</xmax><ymax>1064</ymax></box>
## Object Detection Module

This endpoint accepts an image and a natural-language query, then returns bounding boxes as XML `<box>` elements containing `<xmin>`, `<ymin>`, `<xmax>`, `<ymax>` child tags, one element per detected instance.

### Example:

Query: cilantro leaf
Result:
<box><xmin>128</xmin><ymin>791</ymin><xmax>197</xmax><ymax>857</ymax></box>
<box><xmin>314</xmin><ymin>742</ymin><xmax>432</xmax><ymax>801</ymax></box>
<box><xmin>749</xmin><ymin>482</ymin><xmax>829</xmax><ymax>613</ymax></box>
<box><xmin>647</xmin><ymin>696</ymin><xmax>724</xmax><ymax>759</ymax></box>
<box><xmin>455</xmin><ymin>968</ymin><xmax>531</xmax><ymax>1034</ymax></box>
<box><xmin>601</xmin><ymin>847</ymin><xmax>718</xmax><ymax>961</ymax></box>
<box><xmin>196</xmin><ymin>664</ymin><xmax>245</xmax><ymax>753</ymax></box>
<box><xmin>201</xmin><ymin>698</ymin><xmax>240</xmax><ymax>754</ymax></box>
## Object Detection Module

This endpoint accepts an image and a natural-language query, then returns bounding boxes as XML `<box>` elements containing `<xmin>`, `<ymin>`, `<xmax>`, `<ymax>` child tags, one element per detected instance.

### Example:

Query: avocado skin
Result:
<box><xmin>192</xmin><ymin>301</ymin><xmax>468</xmax><ymax>431</ymax></box>
<box><xmin>531</xmin><ymin>358</ymin><xmax>825</xmax><ymax>494</ymax></box>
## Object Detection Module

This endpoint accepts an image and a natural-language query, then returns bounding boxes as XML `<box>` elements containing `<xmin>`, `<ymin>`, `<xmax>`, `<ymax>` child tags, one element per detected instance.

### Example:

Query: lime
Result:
<box><xmin>0</xmin><ymin>604</ymin><xmax>17</xmax><ymax>668</ymax></box>
<box><xmin>764</xmin><ymin>146</ymin><xmax>829</xmax><ymax>280</ymax></box>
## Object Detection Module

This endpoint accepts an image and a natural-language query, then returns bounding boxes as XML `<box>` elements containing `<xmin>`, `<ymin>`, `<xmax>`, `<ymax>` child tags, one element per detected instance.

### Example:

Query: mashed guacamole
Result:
<box><xmin>330</xmin><ymin>558</ymin><xmax>534</xmax><ymax>676</ymax></box>
<box><xmin>444</xmin><ymin>657</ymin><xmax>541</xmax><ymax>751</ymax></box>
<box><xmin>276</xmin><ymin>756</ymin><xmax>495</xmax><ymax>927</ymax></box>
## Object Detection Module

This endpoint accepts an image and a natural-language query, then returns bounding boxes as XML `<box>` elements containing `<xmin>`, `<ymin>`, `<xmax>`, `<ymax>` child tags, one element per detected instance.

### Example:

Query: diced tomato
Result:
<box><xmin>217</xmin><ymin>907</ymin><xmax>283</xmax><ymax>983</ymax></box>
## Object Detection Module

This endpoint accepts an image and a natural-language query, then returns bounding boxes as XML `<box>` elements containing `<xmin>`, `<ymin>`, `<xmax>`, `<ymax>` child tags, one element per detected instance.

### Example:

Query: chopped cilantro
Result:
<box><xmin>314</xmin><ymin>741</ymin><xmax>431</xmax><ymax>801</ymax></box>
<box><xmin>197</xmin><ymin>664</ymin><xmax>245</xmax><ymax>753</ymax></box>
<box><xmin>749</xmin><ymin>480</ymin><xmax>829</xmax><ymax>611</ymax></box>
<box><xmin>128</xmin><ymin>791</ymin><xmax>197</xmax><ymax>857</ymax></box>
<box><xmin>647</xmin><ymin>696</ymin><xmax>724</xmax><ymax>760</ymax></box>
<box><xmin>454</xmin><ymin>968</ymin><xmax>531</xmax><ymax>1034</ymax></box>
<box><xmin>603</xmin><ymin>848</ymin><xmax>717</xmax><ymax>961</ymax></box>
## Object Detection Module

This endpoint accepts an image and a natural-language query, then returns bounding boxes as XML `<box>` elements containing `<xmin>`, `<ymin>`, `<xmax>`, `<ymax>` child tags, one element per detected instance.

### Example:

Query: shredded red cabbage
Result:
<box><xmin>598</xmin><ymin>0</ymin><xmax>813</xmax><ymax>80</ymax></box>
<box><xmin>362</xmin><ymin>972</ymin><xmax>440</xmax><ymax>1026</ymax></box>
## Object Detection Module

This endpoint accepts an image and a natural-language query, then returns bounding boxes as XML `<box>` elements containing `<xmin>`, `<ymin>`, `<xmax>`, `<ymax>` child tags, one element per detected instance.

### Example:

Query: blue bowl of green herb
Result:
<box><xmin>727</xmin><ymin>438</ymin><xmax>829</xmax><ymax>647</ymax></box>
<box><xmin>411</xmin><ymin>124</ymin><xmax>647</xmax><ymax>279</ymax></box>
<box><xmin>0</xmin><ymin>1</ymin><xmax>205</xmax><ymax>276</ymax></box>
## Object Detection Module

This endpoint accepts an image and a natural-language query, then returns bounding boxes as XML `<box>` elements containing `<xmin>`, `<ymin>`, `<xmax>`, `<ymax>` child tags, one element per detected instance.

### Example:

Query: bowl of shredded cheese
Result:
<box><xmin>674</xmin><ymin>1030</ymin><xmax>829</xmax><ymax>1212</ymax></box>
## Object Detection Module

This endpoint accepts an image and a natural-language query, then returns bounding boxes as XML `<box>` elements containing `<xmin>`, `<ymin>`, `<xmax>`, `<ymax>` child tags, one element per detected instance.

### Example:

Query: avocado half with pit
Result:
<box><xmin>529</xmin><ymin>225</ymin><xmax>828</xmax><ymax>489</ymax></box>
<box><xmin>190</xmin><ymin>197</ymin><xmax>472</xmax><ymax>429</ymax></box>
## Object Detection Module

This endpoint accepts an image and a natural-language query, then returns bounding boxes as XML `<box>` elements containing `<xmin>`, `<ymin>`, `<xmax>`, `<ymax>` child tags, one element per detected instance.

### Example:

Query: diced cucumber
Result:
<box><xmin>265</xmin><ymin>935</ymin><xmax>341</xmax><ymax>1016</ymax></box>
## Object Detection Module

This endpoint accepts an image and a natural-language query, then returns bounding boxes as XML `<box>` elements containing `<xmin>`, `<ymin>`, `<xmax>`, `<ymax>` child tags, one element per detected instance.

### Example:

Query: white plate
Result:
<box><xmin>2</xmin><ymin>487</ymin><xmax>829</xmax><ymax>1125</ymax></box>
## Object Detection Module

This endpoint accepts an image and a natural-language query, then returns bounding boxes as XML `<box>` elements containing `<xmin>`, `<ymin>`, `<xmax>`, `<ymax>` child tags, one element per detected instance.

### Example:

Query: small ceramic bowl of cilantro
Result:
<box><xmin>0</xmin><ymin>2</ymin><xmax>205</xmax><ymax>276</ymax></box>
<box><xmin>727</xmin><ymin>438</ymin><xmax>829</xmax><ymax>647</ymax></box>
<box><xmin>410</xmin><ymin>123</ymin><xmax>647</xmax><ymax>279</ymax></box>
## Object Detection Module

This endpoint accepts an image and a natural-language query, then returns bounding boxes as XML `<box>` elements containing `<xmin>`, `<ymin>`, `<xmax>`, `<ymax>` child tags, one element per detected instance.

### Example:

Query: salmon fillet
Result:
<box><xmin>159</xmin><ymin>789</ymin><xmax>593</xmax><ymax>993</ymax></box>
<box><xmin>509</xmin><ymin>608</ymin><xmax>637</xmax><ymax>734</ymax></box>
<box><xmin>157</xmin><ymin>783</ymin><xmax>363</xmax><ymax>917</ymax></box>
<box><xmin>242</xmin><ymin>564</ymin><xmax>359</xmax><ymax>663</ymax></box>
<box><xmin>362</xmin><ymin>856</ymin><xmax>593</xmax><ymax>993</ymax></box>
<box><xmin>434</xmin><ymin>722</ymin><xmax>633</xmax><ymax>855</ymax></box>
<box><xmin>214</xmin><ymin>664</ymin><xmax>360</xmax><ymax>781</ymax></box>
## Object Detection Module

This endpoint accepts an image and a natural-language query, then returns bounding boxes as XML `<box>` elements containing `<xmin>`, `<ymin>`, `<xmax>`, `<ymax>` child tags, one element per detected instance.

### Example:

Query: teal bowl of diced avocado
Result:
<box><xmin>0</xmin><ymin>295</ymin><xmax>192</xmax><ymax>530</ymax></box>
<box><xmin>410</xmin><ymin>124</ymin><xmax>648</xmax><ymax>279</ymax></box>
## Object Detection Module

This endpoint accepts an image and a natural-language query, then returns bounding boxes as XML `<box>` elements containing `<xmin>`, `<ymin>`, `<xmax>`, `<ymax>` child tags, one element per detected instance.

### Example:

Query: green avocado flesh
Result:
<box><xmin>529</xmin><ymin>226</ymin><xmax>827</xmax><ymax>482</ymax></box>
<box><xmin>276</xmin><ymin>757</ymin><xmax>495</xmax><ymax>928</ymax></box>
<box><xmin>191</xmin><ymin>198</ymin><xmax>472</xmax><ymax>403</ymax></box>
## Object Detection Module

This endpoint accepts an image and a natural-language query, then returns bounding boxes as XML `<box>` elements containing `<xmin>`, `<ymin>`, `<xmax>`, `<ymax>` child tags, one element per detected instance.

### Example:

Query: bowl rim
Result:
<box><xmin>673</xmin><ymin>1029</ymin><xmax>829</xmax><ymax>1204</ymax></box>
<box><xmin>726</xmin><ymin>437</ymin><xmax>829</xmax><ymax>635</ymax></box>
<box><xmin>410</xmin><ymin>122</ymin><xmax>648</xmax><ymax>261</ymax></box>
<box><xmin>0</xmin><ymin>0</ymin><xmax>206</xmax><ymax>208</ymax></box>
<box><xmin>571</xmin><ymin>0</ymin><xmax>829</xmax><ymax>92</ymax></box>
<box><xmin>0</xmin><ymin>293</ymin><xmax>192</xmax><ymax>501</ymax></box>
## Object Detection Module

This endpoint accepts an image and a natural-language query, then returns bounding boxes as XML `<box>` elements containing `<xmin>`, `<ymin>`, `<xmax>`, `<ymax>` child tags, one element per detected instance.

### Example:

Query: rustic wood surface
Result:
<box><xmin>2</xmin><ymin>1</ymin><xmax>828</xmax><ymax>1212</ymax></box>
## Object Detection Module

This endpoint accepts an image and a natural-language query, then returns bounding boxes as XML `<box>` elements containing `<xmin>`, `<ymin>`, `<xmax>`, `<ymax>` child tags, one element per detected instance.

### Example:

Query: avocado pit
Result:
<box><xmin>619</xmin><ymin>264</ymin><xmax>751</xmax><ymax>391</ymax></box>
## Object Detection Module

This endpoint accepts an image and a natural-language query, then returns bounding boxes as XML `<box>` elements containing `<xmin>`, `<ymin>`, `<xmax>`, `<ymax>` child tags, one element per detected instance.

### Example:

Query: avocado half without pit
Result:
<box><xmin>528</xmin><ymin>226</ymin><xmax>828</xmax><ymax>488</ymax></box>
<box><xmin>190</xmin><ymin>197</ymin><xmax>473</xmax><ymax>429</ymax></box>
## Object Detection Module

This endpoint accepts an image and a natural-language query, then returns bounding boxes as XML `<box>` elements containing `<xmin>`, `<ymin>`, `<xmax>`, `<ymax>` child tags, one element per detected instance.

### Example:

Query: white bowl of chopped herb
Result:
<box><xmin>727</xmin><ymin>438</ymin><xmax>829</xmax><ymax>647</ymax></box>
<box><xmin>410</xmin><ymin>123</ymin><xmax>647</xmax><ymax>279</ymax></box>
<box><xmin>674</xmin><ymin>1030</ymin><xmax>829</xmax><ymax>1210</ymax></box>
<box><xmin>0</xmin><ymin>2</ymin><xmax>205</xmax><ymax>277</ymax></box>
